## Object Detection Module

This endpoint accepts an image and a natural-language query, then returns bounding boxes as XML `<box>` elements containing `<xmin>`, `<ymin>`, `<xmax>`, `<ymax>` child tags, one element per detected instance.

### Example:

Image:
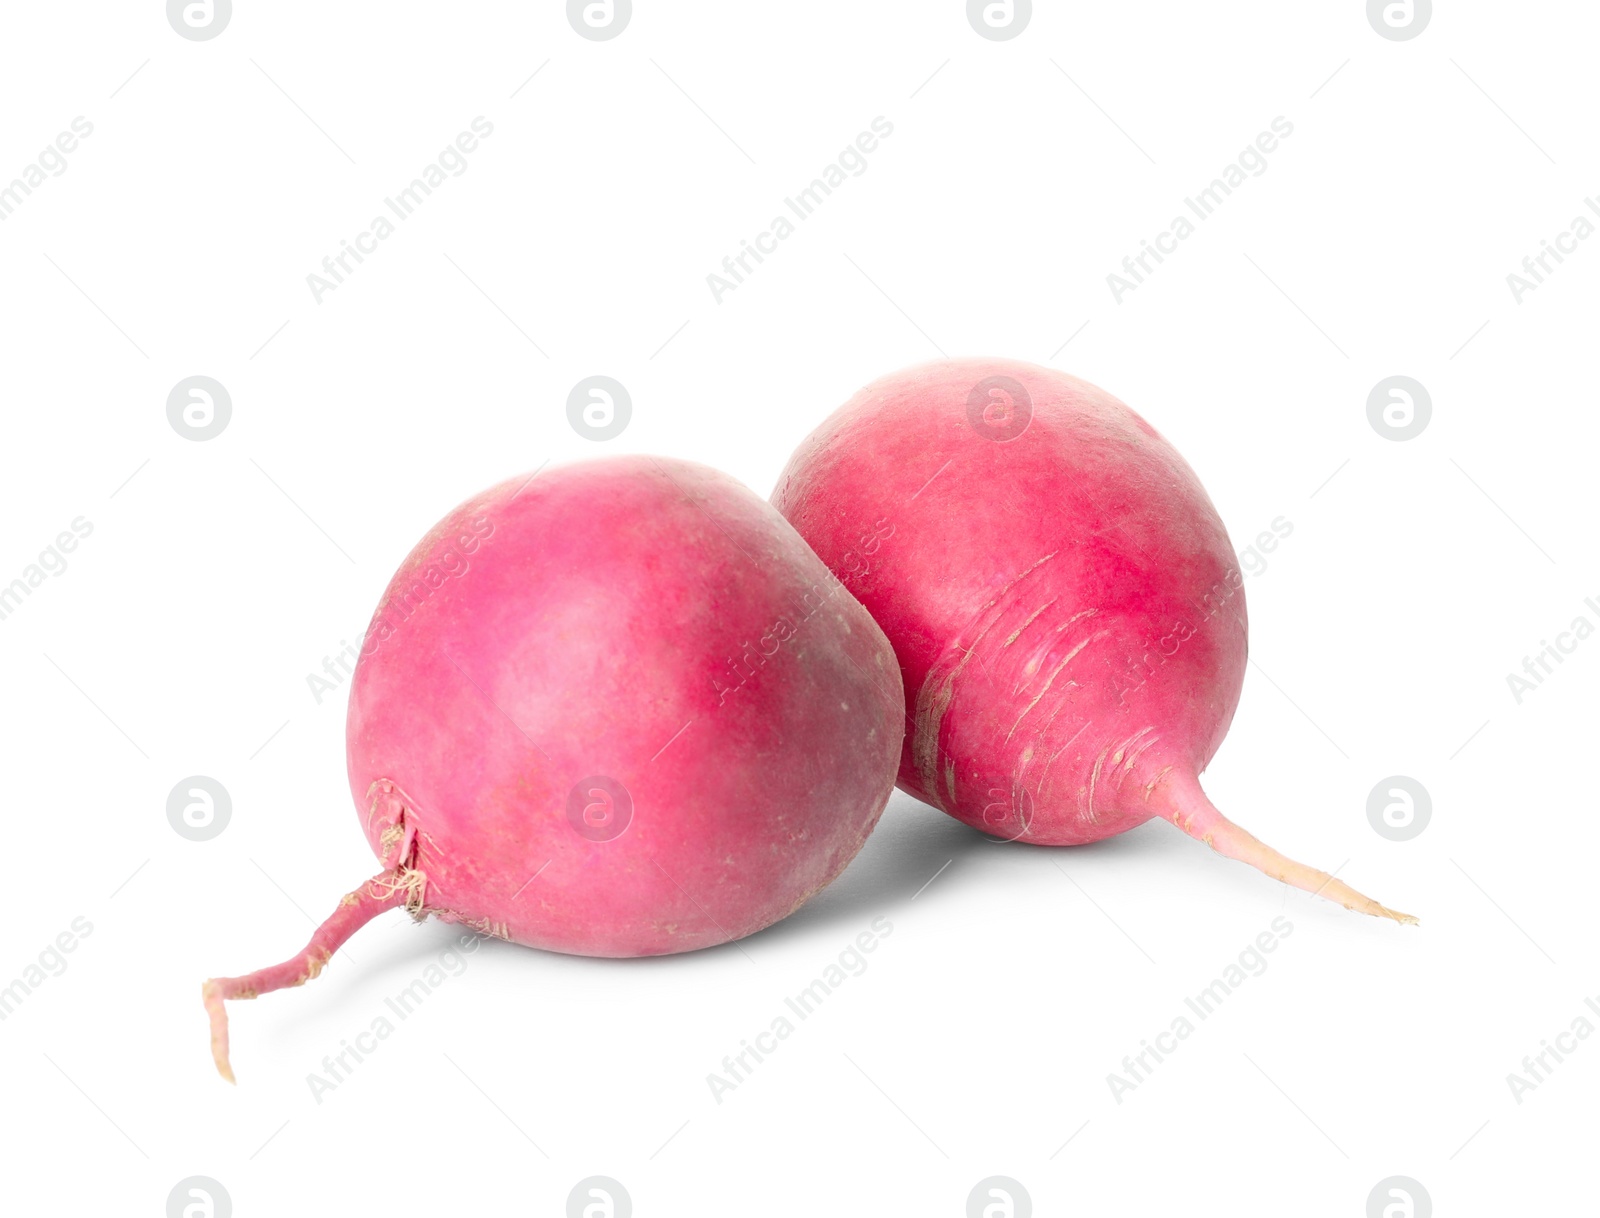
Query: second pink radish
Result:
<box><xmin>774</xmin><ymin>358</ymin><xmax>1414</xmax><ymax>923</ymax></box>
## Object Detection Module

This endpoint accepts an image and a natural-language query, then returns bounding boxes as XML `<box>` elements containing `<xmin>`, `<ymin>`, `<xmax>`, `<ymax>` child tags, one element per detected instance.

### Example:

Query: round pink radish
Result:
<box><xmin>204</xmin><ymin>456</ymin><xmax>904</xmax><ymax>1079</ymax></box>
<box><xmin>773</xmin><ymin>358</ymin><xmax>1413</xmax><ymax>923</ymax></box>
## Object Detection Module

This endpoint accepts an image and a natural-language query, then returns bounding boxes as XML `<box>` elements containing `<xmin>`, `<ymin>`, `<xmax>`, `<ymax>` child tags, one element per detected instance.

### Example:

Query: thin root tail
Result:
<box><xmin>1151</xmin><ymin>772</ymin><xmax>1418</xmax><ymax>925</ymax></box>
<box><xmin>201</xmin><ymin>868</ymin><xmax>415</xmax><ymax>1083</ymax></box>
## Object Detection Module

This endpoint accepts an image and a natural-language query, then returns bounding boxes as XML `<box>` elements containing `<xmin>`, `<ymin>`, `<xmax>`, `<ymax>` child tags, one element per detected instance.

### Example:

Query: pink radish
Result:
<box><xmin>203</xmin><ymin>457</ymin><xmax>904</xmax><ymax>1079</ymax></box>
<box><xmin>773</xmin><ymin>358</ymin><xmax>1414</xmax><ymax>923</ymax></box>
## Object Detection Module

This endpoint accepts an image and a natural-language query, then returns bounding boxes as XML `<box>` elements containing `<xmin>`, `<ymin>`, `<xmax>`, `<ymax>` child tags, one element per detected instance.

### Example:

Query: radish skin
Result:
<box><xmin>774</xmin><ymin>358</ymin><xmax>1415</xmax><ymax>924</ymax></box>
<box><xmin>203</xmin><ymin>458</ymin><xmax>904</xmax><ymax>1080</ymax></box>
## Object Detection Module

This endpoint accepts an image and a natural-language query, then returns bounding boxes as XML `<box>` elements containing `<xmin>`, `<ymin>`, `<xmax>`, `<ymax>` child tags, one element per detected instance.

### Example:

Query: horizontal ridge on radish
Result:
<box><xmin>772</xmin><ymin>358</ymin><xmax>1415</xmax><ymax>924</ymax></box>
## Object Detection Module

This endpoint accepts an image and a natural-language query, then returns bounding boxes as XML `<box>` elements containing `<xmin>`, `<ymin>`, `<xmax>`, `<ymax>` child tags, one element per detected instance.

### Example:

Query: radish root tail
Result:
<box><xmin>202</xmin><ymin>868</ymin><xmax>416</xmax><ymax>1083</ymax></box>
<box><xmin>1152</xmin><ymin>772</ymin><xmax>1418</xmax><ymax>925</ymax></box>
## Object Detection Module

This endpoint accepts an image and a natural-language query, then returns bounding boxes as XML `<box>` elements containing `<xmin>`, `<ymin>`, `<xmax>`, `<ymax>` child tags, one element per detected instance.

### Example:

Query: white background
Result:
<box><xmin>1</xmin><ymin>2</ymin><xmax>1595</xmax><ymax>1214</ymax></box>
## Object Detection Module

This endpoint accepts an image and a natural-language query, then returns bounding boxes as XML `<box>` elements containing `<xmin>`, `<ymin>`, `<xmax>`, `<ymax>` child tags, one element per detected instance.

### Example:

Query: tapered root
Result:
<box><xmin>202</xmin><ymin>868</ymin><xmax>417</xmax><ymax>1082</ymax></box>
<box><xmin>1152</xmin><ymin>772</ymin><xmax>1418</xmax><ymax>924</ymax></box>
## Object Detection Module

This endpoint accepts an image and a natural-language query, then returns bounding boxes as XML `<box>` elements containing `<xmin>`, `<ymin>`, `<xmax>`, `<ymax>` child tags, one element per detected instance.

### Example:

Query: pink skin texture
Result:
<box><xmin>203</xmin><ymin>457</ymin><xmax>903</xmax><ymax>1080</ymax></box>
<box><xmin>773</xmin><ymin>358</ymin><xmax>1414</xmax><ymax>924</ymax></box>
